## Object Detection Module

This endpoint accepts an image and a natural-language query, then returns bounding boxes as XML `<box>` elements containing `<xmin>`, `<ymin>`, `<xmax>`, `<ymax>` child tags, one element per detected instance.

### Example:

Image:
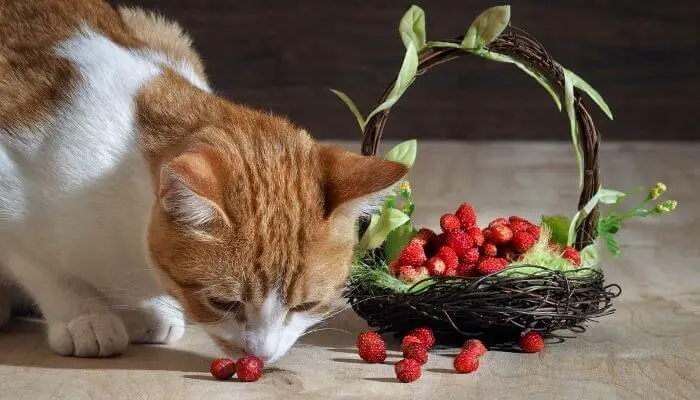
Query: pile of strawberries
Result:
<box><xmin>209</xmin><ymin>355</ymin><xmax>264</xmax><ymax>382</ymax></box>
<box><xmin>390</xmin><ymin>203</ymin><xmax>581</xmax><ymax>282</ymax></box>
<box><xmin>356</xmin><ymin>326</ymin><xmax>545</xmax><ymax>383</ymax></box>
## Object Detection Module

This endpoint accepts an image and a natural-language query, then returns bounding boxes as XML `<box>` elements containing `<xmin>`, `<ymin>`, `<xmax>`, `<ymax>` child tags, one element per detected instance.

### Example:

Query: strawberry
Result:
<box><xmin>401</xmin><ymin>335</ymin><xmax>423</xmax><ymax>352</ymax></box>
<box><xmin>455</xmin><ymin>203</ymin><xmax>477</xmax><ymax>229</ymax></box>
<box><xmin>399</xmin><ymin>242</ymin><xmax>427</xmax><ymax>265</ymax></box>
<box><xmin>436</xmin><ymin>246</ymin><xmax>459</xmax><ymax>270</ymax></box>
<box><xmin>407</xmin><ymin>326</ymin><xmax>435</xmax><ymax>348</ymax></box>
<box><xmin>210</xmin><ymin>358</ymin><xmax>236</xmax><ymax>380</ymax></box>
<box><xmin>413</xmin><ymin>228</ymin><xmax>436</xmax><ymax>247</ymax></box>
<box><xmin>425</xmin><ymin>257</ymin><xmax>447</xmax><ymax>276</ymax></box>
<box><xmin>446</xmin><ymin>230</ymin><xmax>475</xmax><ymax>259</ymax></box>
<box><xmin>356</xmin><ymin>331</ymin><xmax>383</xmax><ymax>349</ymax></box>
<box><xmin>359</xmin><ymin>340</ymin><xmax>387</xmax><ymax>363</ymax></box>
<box><xmin>444</xmin><ymin>267</ymin><xmax>458</xmax><ymax>277</ymax></box>
<box><xmin>481</xmin><ymin>241</ymin><xmax>498</xmax><ymax>257</ymax></box>
<box><xmin>488</xmin><ymin>218</ymin><xmax>509</xmax><ymax>228</ymax></box>
<box><xmin>562</xmin><ymin>246</ymin><xmax>581</xmax><ymax>266</ymax></box>
<box><xmin>509</xmin><ymin>215</ymin><xmax>527</xmax><ymax>223</ymax></box>
<box><xmin>509</xmin><ymin>219</ymin><xmax>532</xmax><ymax>234</ymax></box>
<box><xmin>456</xmin><ymin>262</ymin><xmax>477</xmax><ymax>277</ymax></box>
<box><xmin>461</xmin><ymin>247</ymin><xmax>480</xmax><ymax>265</ymax></box>
<box><xmin>477</xmin><ymin>257</ymin><xmax>507</xmax><ymax>275</ymax></box>
<box><xmin>402</xmin><ymin>343</ymin><xmax>429</xmax><ymax>365</ymax></box>
<box><xmin>399</xmin><ymin>265</ymin><xmax>429</xmax><ymax>283</ymax></box>
<box><xmin>512</xmin><ymin>231</ymin><xmax>537</xmax><ymax>253</ymax></box>
<box><xmin>491</xmin><ymin>225</ymin><xmax>513</xmax><ymax>245</ymax></box>
<box><xmin>527</xmin><ymin>225</ymin><xmax>541</xmax><ymax>240</ymax></box>
<box><xmin>461</xmin><ymin>339</ymin><xmax>488</xmax><ymax>358</ymax></box>
<box><xmin>519</xmin><ymin>331</ymin><xmax>545</xmax><ymax>353</ymax></box>
<box><xmin>388</xmin><ymin>260</ymin><xmax>402</xmax><ymax>276</ymax></box>
<box><xmin>482</xmin><ymin>228</ymin><xmax>493</xmax><ymax>241</ymax></box>
<box><xmin>453</xmin><ymin>353</ymin><xmax>479</xmax><ymax>373</ymax></box>
<box><xmin>395</xmin><ymin>359</ymin><xmax>421</xmax><ymax>383</ymax></box>
<box><xmin>440</xmin><ymin>214</ymin><xmax>461</xmax><ymax>233</ymax></box>
<box><xmin>466</xmin><ymin>227</ymin><xmax>485</xmax><ymax>247</ymax></box>
<box><xmin>235</xmin><ymin>355</ymin><xmax>264</xmax><ymax>382</ymax></box>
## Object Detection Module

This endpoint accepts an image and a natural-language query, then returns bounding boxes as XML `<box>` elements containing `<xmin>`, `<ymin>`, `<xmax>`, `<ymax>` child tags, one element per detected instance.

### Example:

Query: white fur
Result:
<box><xmin>0</xmin><ymin>28</ymin><xmax>205</xmax><ymax>356</ymax></box>
<box><xmin>206</xmin><ymin>291</ymin><xmax>319</xmax><ymax>363</ymax></box>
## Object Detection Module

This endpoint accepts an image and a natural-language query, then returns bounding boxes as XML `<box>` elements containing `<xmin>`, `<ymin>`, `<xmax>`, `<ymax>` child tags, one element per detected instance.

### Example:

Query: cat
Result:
<box><xmin>0</xmin><ymin>0</ymin><xmax>407</xmax><ymax>362</ymax></box>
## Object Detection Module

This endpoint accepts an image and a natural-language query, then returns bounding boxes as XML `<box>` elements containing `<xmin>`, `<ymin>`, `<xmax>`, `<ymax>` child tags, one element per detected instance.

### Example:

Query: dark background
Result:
<box><xmin>112</xmin><ymin>0</ymin><xmax>699</xmax><ymax>141</ymax></box>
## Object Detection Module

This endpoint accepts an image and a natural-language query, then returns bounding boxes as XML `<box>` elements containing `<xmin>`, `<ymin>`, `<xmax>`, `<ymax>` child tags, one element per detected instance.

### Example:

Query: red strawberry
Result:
<box><xmin>509</xmin><ymin>215</ymin><xmax>527</xmax><ymax>223</ymax></box>
<box><xmin>413</xmin><ymin>228</ymin><xmax>436</xmax><ymax>247</ymax></box>
<box><xmin>509</xmin><ymin>219</ymin><xmax>531</xmax><ymax>234</ymax></box>
<box><xmin>359</xmin><ymin>340</ymin><xmax>387</xmax><ymax>363</ymax></box>
<box><xmin>457</xmin><ymin>262</ymin><xmax>477</xmax><ymax>277</ymax></box>
<box><xmin>453</xmin><ymin>353</ymin><xmax>479</xmax><ymax>373</ymax></box>
<box><xmin>512</xmin><ymin>231</ymin><xmax>537</xmax><ymax>253</ymax></box>
<box><xmin>527</xmin><ymin>225</ymin><xmax>541</xmax><ymax>240</ymax></box>
<box><xmin>401</xmin><ymin>335</ymin><xmax>423</xmax><ymax>352</ymax></box>
<box><xmin>477</xmin><ymin>257</ymin><xmax>507</xmax><ymax>275</ymax></box>
<box><xmin>519</xmin><ymin>331</ymin><xmax>545</xmax><ymax>353</ymax></box>
<box><xmin>395</xmin><ymin>359</ymin><xmax>421</xmax><ymax>383</ymax></box>
<box><xmin>210</xmin><ymin>358</ymin><xmax>236</xmax><ymax>380</ymax></box>
<box><xmin>408</xmin><ymin>326</ymin><xmax>435</xmax><ymax>348</ymax></box>
<box><xmin>425</xmin><ymin>257</ymin><xmax>447</xmax><ymax>276</ymax></box>
<box><xmin>461</xmin><ymin>339</ymin><xmax>488</xmax><ymax>358</ymax></box>
<box><xmin>388</xmin><ymin>260</ymin><xmax>401</xmax><ymax>276</ymax></box>
<box><xmin>562</xmin><ymin>246</ymin><xmax>581</xmax><ymax>266</ymax></box>
<box><xmin>446</xmin><ymin>231</ymin><xmax>475</xmax><ymax>259</ymax></box>
<box><xmin>235</xmin><ymin>355</ymin><xmax>264</xmax><ymax>382</ymax></box>
<box><xmin>482</xmin><ymin>228</ymin><xmax>493</xmax><ymax>241</ymax></box>
<box><xmin>488</xmin><ymin>218</ymin><xmax>509</xmax><ymax>228</ymax></box>
<box><xmin>440</xmin><ymin>214</ymin><xmax>461</xmax><ymax>233</ymax></box>
<box><xmin>402</xmin><ymin>343</ymin><xmax>429</xmax><ymax>365</ymax></box>
<box><xmin>399</xmin><ymin>265</ymin><xmax>429</xmax><ymax>283</ymax></box>
<box><xmin>356</xmin><ymin>331</ymin><xmax>383</xmax><ymax>349</ymax></box>
<box><xmin>444</xmin><ymin>267</ymin><xmax>458</xmax><ymax>277</ymax></box>
<box><xmin>436</xmin><ymin>246</ymin><xmax>459</xmax><ymax>270</ymax></box>
<box><xmin>460</xmin><ymin>247</ymin><xmax>480</xmax><ymax>265</ymax></box>
<box><xmin>491</xmin><ymin>225</ymin><xmax>514</xmax><ymax>245</ymax></box>
<box><xmin>455</xmin><ymin>203</ymin><xmax>477</xmax><ymax>229</ymax></box>
<box><xmin>399</xmin><ymin>242</ymin><xmax>427</xmax><ymax>265</ymax></box>
<box><xmin>466</xmin><ymin>227</ymin><xmax>485</xmax><ymax>247</ymax></box>
<box><xmin>481</xmin><ymin>241</ymin><xmax>498</xmax><ymax>257</ymax></box>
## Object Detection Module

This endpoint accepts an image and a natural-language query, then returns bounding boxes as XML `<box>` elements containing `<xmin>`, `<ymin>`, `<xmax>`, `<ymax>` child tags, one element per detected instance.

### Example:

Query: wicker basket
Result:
<box><xmin>347</xmin><ymin>28</ymin><xmax>622</xmax><ymax>346</ymax></box>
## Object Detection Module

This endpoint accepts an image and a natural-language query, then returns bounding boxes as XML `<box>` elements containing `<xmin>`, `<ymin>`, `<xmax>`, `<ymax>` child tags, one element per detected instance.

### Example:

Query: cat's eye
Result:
<box><xmin>208</xmin><ymin>297</ymin><xmax>242</xmax><ymax>313</ymax></box>
<box><xmin>290</xmin><ymin>301</ymin><xmax>320</xmax><ymax>313</ymax></box>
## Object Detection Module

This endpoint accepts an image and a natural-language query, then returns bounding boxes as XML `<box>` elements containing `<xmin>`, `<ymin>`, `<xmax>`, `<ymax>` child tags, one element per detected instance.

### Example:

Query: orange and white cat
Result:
<box><xmin>0</xmin><ymin>0</ymin><xmax>406</xmax><ymax>362</ymax></box>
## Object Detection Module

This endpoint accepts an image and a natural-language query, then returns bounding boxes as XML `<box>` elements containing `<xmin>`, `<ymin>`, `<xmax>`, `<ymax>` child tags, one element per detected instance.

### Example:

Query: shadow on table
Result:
<box><xmin>0</xmin><ymin>319</ymin><xmax>211</xmax><ymax>372</ymax></box>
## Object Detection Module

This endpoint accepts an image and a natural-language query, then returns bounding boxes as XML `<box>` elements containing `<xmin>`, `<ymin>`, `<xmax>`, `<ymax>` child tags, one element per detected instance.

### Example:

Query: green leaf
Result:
<box><xmin>561</xmin><ymin>67</ymin><xmax>613</xmax><ymax>120</ymax></box>
<box><xmin>329</xmin><ymin>89</ymin><xmax>366</xmax><ymax>131</ymax></box>
<box><xmin>542</xmin><ymin>215</ymin><xmax>571</xmax><ymax>246</ymax></box>
<box><xmin>580</xmin><ymin>244</ymin><xmax>600</xmax><ymax>267</ymax></box>
<box><xmin>384</xmin><ymin>139</ymin><xmax>417</xmax><ymax>167</ymax></box>
<box><xmin>461</xmin><ymin>5</ymin><xmax>511</xmax><ymax>50</ymax></box>
<box><xmin>425</xmin><ymin>41</ymin><xmax>462</xmax><ymax>49</ymax></box>
<box><xmin>563</xmin><ymin>68</ymin><xmax>584</xmax><ymax>189</ymax></box>
<box><xmin>357</xmin><ymin>208</ymin><xmax>411</xmax><ymax>252</ymax></box>
<box><xmin>599</xmin><ymin>230</ymin><xmax>620</xmax><ymax>258</ymax></box>
<box><xmin>399</xmin><ymin>5</ymin><xmax>426</xmax><ymax>50</ymax></box>
<box><xmin>567</xmin><ymin>187</ymin><xmax>626</xmax><ymax>246</ymax></box>
<box><xmin>366</xmin><ymin>42</ymin><xmax>419</xmax><ymax>122</ymax></box>
<box><xmin>384</xmin><ymin>222</ymin><xmax>416</xmax><ymax>262</ymax></box>
<box><xmin>473</xmin><ymin>49</ymin><xmax>561</xmax><ymax>111</ymax></box>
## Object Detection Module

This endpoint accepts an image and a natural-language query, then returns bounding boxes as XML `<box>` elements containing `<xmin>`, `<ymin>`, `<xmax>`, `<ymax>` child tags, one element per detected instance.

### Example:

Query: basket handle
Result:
<box><xmin>359</xmin><ymin>30</ymin><xmax>600</xmax><ymax>250</ymax></box>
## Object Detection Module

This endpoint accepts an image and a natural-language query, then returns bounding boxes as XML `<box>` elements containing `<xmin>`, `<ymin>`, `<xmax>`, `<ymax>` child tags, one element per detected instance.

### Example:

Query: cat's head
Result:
<box><xmin>146</xmin><ymin>115</ymin><xmax>406</xmax><ymax>363</ymax></box>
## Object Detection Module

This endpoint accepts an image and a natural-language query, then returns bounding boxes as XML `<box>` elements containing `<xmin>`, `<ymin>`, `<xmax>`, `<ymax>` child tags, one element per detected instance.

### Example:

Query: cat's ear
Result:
<box><xmin>317</xmin><ymin>144</ymin><xmax>408</xmax><ymax>217</ymax></box>
<box><xmin>158</xmin><ymin>146</ymin><xmax>229</xmax><ymax>227</ymax></box>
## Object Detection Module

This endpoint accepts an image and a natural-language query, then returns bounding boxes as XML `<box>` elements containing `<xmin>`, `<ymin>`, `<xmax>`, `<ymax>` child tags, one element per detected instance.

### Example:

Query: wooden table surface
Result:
<box><xmin>1</xmin><ymin>141</ymin><xmax>698</xmax><ymax>400</ymax></box>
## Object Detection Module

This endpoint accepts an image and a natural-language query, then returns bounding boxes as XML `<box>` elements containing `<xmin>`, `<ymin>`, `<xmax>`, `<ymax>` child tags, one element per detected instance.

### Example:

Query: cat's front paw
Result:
<box><xmin>129</xmin><ymin>318</ymin><xmax>185</xmax><ymax>344</ymax></box>
<box><xmin>48</xmin><ymin>313</ymin><xmax>129</xmax><ymax>357</ymax></box>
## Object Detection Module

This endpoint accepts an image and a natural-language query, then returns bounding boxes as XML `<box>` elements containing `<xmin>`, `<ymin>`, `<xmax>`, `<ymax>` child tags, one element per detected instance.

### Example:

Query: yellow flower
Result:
<box><xmin>399</xmin><ymin>181</ymin><xmax>411</xmax><ymax>193</ymax></box>
<box><xmin>648</xmin><ymin>182</ymin><xmax>667</xmax><ymax>200</ymax></box>
<box><xmin>653</xmin><ymin>200</ymin><xmax>677</xmax><ymax>214</ymax></box>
